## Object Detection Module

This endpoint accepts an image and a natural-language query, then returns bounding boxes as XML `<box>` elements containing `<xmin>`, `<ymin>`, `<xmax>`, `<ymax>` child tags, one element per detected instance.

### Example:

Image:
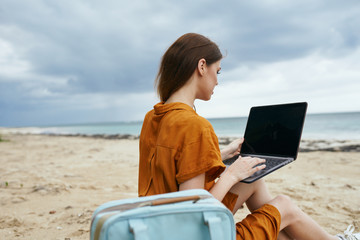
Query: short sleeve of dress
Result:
<box><xmin>175</xmin><ymin>126</ymin><xmax>226</xmax><ymax>184</ymax></box>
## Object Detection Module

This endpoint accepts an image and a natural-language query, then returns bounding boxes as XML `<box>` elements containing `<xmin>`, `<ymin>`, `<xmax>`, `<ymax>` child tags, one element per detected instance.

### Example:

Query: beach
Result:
<box><xmin>0</xmin><ymin>133</ymin><xmax>359</xmax><ymax>239</ymax></box>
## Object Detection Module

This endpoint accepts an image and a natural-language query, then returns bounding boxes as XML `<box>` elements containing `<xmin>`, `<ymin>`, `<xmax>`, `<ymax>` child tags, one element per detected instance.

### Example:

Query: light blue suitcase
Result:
<box><xmin>90</xmin><ymin>189</ymin><xmax>236</xmax><ymax>240</ymax></box>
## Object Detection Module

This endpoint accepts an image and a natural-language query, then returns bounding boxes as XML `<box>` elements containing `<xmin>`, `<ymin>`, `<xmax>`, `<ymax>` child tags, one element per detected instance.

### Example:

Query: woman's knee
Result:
<box><xmin>253</xmin><ymin>178</ymin><xmax>267</xmax><ymax>189</ymax></box>
<box><xmin>274</xmin><ymin>194</ymin><xmax>292</xmax><ymax>205</ymax></box>
<box><xmin>230</xmin><ymin>178</ymin><xmax>263</xmax><ymax>193</ymax></box>
<box><xmin>269</xmin><ymin>195</ymin><xmax>301</xmax><ymax>224</ymax></box>
<box><xmin>272</xmin><ymin>194</ymin><xmax>295</xmax><ymax>210</ymax></box>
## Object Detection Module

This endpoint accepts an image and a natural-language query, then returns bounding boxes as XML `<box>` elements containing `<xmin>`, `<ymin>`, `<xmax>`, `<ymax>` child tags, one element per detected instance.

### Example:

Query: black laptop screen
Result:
<box><xmin>241</xmin><ymin>102</ymin><xmax>307</xmax><ymax>158</ymax></box>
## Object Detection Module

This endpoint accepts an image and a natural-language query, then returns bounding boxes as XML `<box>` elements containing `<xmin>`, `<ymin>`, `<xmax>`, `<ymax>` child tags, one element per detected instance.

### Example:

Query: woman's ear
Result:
<box><xmin>197</xmin><ymin>58</ymin><xmax>206</xmax><ymax>76</ymax></box>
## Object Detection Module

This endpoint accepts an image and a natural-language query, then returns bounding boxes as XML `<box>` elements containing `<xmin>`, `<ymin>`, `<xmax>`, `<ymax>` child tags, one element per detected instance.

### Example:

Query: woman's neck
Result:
<box><xmin>164</xmin><ymin>76</ymin><xmax>197</xmax><ymax>108</ymax></box>
<box><xmin>165</xmin><ymin>92</ymin><xmax>195</xmax><ymax>108</ymax></box>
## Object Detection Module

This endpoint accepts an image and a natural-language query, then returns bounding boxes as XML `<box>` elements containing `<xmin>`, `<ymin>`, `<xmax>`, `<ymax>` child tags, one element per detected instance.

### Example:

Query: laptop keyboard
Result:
<box><xmin>251</xmin><ymin>157</ymin><xmax>288</xmax><ymax>177</ymax></box>
<box><xmin>262</xmin><ymin>157</ymin><xmax>286</xmax><ymax>170</ymax></box>
<box><xmin>223</xmin><ymin>155</ymin><xmax>289</xmax><ymax>171</ymax></box>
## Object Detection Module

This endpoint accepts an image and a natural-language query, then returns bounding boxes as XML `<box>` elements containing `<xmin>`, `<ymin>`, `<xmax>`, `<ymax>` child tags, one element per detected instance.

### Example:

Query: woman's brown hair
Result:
<box><xmin>155</xmin><ymin>33</ymin><xmax>223</xmax><ymax>102</ymax></box>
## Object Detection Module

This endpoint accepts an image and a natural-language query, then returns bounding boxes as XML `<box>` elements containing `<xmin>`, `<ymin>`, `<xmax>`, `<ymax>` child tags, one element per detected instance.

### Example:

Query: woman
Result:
<box><xmin>138</xmin><ymin>33</ymin><xmax>358</xmax><ymax>240</ymax></box>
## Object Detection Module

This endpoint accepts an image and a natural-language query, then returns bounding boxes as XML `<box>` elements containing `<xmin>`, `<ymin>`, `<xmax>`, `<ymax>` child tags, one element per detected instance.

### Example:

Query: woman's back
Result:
<box><xmin>138</xmin><ymin>102</ymin><xmax>224</xmax><ymax>197</ymax></box>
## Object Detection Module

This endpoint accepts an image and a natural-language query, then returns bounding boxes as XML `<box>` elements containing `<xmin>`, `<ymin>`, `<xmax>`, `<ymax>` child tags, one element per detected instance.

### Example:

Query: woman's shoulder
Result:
<box><xmin>143</xmin><ymin>109</ymin><xmax>155</xmax><ymax>119</ymax></box>
<box><xmin>169</xmin><ymin>108</ymin><xmax>211</xmax><ymax>127</ymax></box>
<box><xmin>152</xmin><ymin>107</ymin><xmax>218</xmax><ymax>149</ymax></box>
<box><xmin>163</xmin><ymin>110</ymin><xmax>215</xmax><ymax>142</ymax></box>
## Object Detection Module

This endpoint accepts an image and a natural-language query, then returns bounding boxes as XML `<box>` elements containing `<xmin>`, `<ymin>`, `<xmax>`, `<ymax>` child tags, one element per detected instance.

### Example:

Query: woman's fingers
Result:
<box><xmin>250</xmin><ymin>159</ymin><xmax>266</xmax><ymax>174</ymax></box>
<box><xmin>230</xmin><ymin>156</ymin><xmax>266</xmax><ymax>180</ymax></box>
<box><xmin>240</xmin><ymin>156</ymin><xmax>266</xmax><ymax>168</ymax></box>
<box><xmin>229</xmin><ymin>138</ymin><xmax>244</xmax><ymax>151</ymax></box>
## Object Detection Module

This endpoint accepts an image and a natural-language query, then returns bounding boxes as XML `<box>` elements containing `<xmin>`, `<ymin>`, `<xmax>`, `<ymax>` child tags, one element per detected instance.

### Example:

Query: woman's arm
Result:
<box><xmin>179</xmin><ymin>172</ymin><xmax>231</xmax><ymax>202</ymax></box>
<box><xmin>179</xmin><ymin>156</ymin><xmax>266</xmax><ymax>202</ymax></box>
<box><xmin>179</xmin><ymin>173</ymin><xmax>205</xmax><ymax>190</ymax></box>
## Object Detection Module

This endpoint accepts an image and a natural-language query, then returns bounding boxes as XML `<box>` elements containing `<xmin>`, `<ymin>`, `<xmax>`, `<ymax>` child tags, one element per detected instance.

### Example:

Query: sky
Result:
<box><xmin>1</xmin><ymin>0</ymin><xmax>360</xmax><ymax>127</ymax></box>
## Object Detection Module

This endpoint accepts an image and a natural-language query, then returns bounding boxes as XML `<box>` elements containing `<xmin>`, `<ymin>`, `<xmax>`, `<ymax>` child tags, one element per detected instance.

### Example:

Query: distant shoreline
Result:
<box><xmin>1</xmin><ymin>131</ymin><xmax>360</xmax><ymax>152</ymax></box>
<box><xmin>217</xmin><ymin>136</ymin><xmax>360</xmax><ymax>152</ymax></box>
<box><xmin>1</xmin><ymin>111</ymin><xmax>360</xmax><ymax>141</ymax></box>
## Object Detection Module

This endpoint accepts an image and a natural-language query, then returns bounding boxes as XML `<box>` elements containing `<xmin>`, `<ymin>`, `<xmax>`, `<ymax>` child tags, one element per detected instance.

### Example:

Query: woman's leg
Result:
<box><xmin>229</xmin><ymin>180</ymin><xmax>338</xmax><ymax>240</ymax></box>
<box><xmin>229</xmin><ymin>179</ymin><xmax>271</xmax><ymax>213</ymax></box>
<box><xmin>268</xmin><ymin>195</ymin><xmax>338</xmax><ymax>240</ymax></box>
<box><xmin>230</xmin><ymin>179</ymin><xmax>292</xmax><ymax>239</ymax></box>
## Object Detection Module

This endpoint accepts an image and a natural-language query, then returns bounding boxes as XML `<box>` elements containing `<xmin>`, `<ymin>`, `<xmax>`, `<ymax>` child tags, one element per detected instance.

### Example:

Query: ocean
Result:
<box><xmin>13</xmin><ymin>111</ymin><xmax>360</xmax><ymax>140</ymax></box>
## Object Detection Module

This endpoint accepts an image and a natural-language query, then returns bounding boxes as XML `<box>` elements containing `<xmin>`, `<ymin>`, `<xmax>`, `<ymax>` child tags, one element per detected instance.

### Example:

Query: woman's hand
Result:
<box><xmin>224</xmin><ymin>156</ymin><xmax>266</xmax><ymax>184</ymax></box>
<box><xmin>221</xmin><ymin>138</ymin><xmax>244</xmax><ymax>160</ymax></box>
<box><xmin>208</xmin><ymin>155</ymin><xmax>266</xmax><ymax>203</ymax></box>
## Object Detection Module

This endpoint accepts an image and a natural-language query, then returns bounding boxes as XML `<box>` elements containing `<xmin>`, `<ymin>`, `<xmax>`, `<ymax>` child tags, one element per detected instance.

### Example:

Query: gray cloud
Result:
<box><xmin>1</xmin><ymin>0</ymin><xmax>360</xmax><ymax>126</ymax></box>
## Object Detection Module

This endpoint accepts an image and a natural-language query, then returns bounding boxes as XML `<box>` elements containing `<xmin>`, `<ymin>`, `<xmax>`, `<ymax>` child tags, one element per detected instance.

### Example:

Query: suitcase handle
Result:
<box><xmin>151</xmin><ymin>195</ymin><xmax>201</xmax><ymax>206</ymax></box>
<box><xmin>204</xmin><ymin>212</ymin><xmax>224</xmax><ymax>240</ymax></box>
<box><xmin>129</xmin><ymin>219</ymin><xmax>150</xmax><ymax>240</ymax></box>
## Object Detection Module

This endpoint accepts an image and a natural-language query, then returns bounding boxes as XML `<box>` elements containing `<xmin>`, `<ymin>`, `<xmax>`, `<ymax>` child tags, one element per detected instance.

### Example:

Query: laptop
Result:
<box><xmin>223</xmin><ymin>102</ymin><xmax>307</xmax><ymax>183</ymax></box>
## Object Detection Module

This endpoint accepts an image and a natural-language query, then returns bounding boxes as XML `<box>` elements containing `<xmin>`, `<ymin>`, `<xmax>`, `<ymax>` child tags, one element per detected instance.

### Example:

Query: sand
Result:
<box><xmin>0</xmin><ymin>133</ymin><xmax>359</xmax><ymax>239</ymax></box>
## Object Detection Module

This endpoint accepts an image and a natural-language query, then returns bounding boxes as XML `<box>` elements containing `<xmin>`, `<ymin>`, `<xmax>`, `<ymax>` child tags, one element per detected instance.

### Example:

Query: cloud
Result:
<box><xmin>216</xmin><ymin>1</ymin><xmax>360</xmax><ymax>67</ymax></box>
<box><xmin>0</xmin><ymin>38</ymin><xmax>31</xmax><ymax>79</ymax></box>
<box><xmin>0</xmin><ymin>0</ymin><xmax>360</xmax><ymax>126</ymax></box>
<box><xmin>196</xmin><ymin>45</ymin><xmax>360</xmax><ymax>118</ymax></box>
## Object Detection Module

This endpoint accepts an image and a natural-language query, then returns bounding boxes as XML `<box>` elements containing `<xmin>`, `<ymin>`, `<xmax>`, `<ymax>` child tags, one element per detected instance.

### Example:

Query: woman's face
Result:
<box><xmin>197</xmin><ymin>60</ymin><xmax>221</xmax><ymax>101</ymax></box>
